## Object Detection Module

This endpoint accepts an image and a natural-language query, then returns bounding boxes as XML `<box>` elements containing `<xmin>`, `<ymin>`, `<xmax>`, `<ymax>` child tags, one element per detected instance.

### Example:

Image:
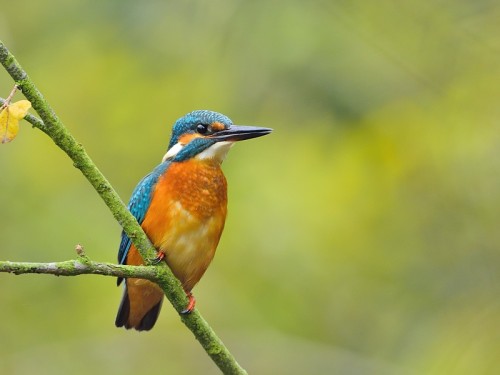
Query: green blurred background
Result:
<box><xmin>1</xmin><ymin>1</ymin><xmax>499</xmax><ymax>374</ymax></box>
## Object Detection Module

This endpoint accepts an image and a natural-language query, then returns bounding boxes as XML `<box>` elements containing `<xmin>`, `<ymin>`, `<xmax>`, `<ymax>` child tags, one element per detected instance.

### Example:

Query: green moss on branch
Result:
<box><xmin>0</xmin><ymin>259</ymin><xmax>157</xmax><ymax>279</ymax></box>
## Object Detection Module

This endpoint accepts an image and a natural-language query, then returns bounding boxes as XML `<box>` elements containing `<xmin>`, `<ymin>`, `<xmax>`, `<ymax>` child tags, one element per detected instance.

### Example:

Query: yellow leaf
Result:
<box><xmin>0</xmin><ymin>100</ymin><xmax>31</xmax><ymax>144</ymax></box>
<box><xmin>9</xmin><ymin>100</ymin><xmax>31</xmax><ymax>119</ymax></box>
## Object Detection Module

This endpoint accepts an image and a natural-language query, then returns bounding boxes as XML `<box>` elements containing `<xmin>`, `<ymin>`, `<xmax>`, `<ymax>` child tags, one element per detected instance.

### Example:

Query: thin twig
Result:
<box><xmin>0</xmin><ymin>84</ymin><xmax>18</xmax><ymax>110</ymax></box>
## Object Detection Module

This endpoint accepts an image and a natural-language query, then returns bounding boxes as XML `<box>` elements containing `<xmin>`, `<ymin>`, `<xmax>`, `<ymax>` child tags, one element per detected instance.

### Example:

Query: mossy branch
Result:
<box><xmin>0</xmin><ymin>253</ymin><xmax>159</xmax><ymax>280</ymax></box>
<box><xmin>0</xmin><ymin>40</ymin><xmax>247</xmax><ymax>375</ymax></box>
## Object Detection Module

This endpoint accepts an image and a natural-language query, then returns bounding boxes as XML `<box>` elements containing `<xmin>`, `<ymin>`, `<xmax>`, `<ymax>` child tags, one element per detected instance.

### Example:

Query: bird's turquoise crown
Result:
<box><xmin>167</xmin><ymin>110</ymin><xmax>233</xmax><ymax>150</ymax></box>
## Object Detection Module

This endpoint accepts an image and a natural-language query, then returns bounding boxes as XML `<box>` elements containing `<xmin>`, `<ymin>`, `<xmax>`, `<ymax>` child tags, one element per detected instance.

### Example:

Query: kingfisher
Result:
<box><xmin>115</xmin><ymin>110</ymin><xmax>272</xmax><ymax>331</ymax></box>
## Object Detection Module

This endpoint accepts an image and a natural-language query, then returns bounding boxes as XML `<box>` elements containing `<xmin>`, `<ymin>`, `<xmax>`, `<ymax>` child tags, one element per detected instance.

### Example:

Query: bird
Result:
<box><xmin>115</xmin><ymin>110</ymin><xmax>272</xmax><ymax>331</ymax></box>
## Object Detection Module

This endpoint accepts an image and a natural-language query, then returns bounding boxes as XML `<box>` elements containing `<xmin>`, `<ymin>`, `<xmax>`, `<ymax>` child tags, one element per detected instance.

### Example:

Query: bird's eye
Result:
<box><xmin>196</xmin><ymin>124</ymin><xmax>208</xmax><ymax>134</ymax></box>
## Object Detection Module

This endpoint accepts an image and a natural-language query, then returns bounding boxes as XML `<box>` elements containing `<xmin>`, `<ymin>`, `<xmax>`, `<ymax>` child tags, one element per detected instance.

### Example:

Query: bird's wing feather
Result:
<box><xmin>117</xmin><ymin>161</ymin><xmax>171</xmax><ymax>266</ymax></box>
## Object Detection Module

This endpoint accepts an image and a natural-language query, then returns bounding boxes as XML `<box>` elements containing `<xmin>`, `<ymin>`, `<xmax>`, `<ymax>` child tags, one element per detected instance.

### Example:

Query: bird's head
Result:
<box><xmin>162</xmin><ymin>110</ymin><xmax>272</xmax><ymax>163</ymax></box>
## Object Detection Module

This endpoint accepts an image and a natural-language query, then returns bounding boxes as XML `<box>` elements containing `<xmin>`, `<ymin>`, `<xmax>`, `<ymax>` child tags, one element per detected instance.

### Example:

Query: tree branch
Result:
<box><xmin>0</xmin><ymin>40</ymin><xmax>247</xmax><ymax>375</ymax></box>
<box><xmin>0</xmin><ymin>258</ymin><xmax>159</xmax><ymax>280</ymax></box>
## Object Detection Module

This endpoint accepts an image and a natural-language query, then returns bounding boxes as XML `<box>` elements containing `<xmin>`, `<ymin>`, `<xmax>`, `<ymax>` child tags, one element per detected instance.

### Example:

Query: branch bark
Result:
<box><xmin>0</xmin><ymin>257</ymin><xmax>159</xmax><ymax>280</ymax></box>
<box><xmin>0</xmin><ymin>40</ymin><xmax>247</xmax><ymax>375</ymax></box>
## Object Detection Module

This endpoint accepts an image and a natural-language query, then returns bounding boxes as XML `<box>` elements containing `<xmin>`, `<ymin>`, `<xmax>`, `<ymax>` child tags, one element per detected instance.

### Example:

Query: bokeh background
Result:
<box><xmin>1</xmin><ymin>1</ymin><xmax>499</xmax><ymax>374</ymax></box>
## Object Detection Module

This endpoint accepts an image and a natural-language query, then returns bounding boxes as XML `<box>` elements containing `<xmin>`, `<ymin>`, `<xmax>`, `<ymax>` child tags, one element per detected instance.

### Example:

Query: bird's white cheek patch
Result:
<box><xmin>162</xmin><ymin>142</ymin><xmax>184</xmax><ymax>162</ymax></box>
<box><xmin>196</xmin><ymin>141</ymin><xmax>234</xmax><ymax>162</ymax></box>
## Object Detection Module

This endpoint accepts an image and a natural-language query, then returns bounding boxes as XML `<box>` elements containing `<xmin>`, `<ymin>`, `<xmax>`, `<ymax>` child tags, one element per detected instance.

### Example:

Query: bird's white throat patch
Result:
<box><xmin>196</xmin><ymin>141</ymin><xmax>234</xmax><ymax>162</ymax></box>
<box><xmin>162</xmin><ymin>141</ymin><xmax>234</xmax><ymax>163</ymax></box>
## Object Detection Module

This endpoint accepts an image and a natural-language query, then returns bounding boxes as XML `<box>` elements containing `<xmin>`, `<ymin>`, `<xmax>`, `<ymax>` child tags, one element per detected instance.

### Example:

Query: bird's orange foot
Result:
<box><xmin>181</xmin><ymin>292</ymin><xmax>196</xmax><ymax>315</ymax></box>
<box><xmin>150</xmin><ymin>251</ymin><xmax>165</xmax><ymax>265</ymax></box>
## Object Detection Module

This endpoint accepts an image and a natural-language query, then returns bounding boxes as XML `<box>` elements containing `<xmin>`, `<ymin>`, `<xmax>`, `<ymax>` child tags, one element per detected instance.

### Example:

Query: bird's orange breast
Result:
<box><xmin>141</xmin><ymin>159</ymin><xmax>228</xmax><ymax>291</ymax></box>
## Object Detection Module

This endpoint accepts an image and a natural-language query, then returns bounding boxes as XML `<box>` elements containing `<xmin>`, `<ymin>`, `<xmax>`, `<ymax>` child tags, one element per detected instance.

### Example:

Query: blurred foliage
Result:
<box><xmin>1</xmin><ymin>0</ymin><xmax>500</xmax><ymax>374</ymax></box>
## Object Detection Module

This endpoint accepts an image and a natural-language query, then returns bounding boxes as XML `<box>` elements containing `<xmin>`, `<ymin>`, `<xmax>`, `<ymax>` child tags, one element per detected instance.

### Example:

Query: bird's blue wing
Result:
<box><xmin>117</xmin><ymin>160</ymin><xmax>171</xmax><ymax>267</ymax></box>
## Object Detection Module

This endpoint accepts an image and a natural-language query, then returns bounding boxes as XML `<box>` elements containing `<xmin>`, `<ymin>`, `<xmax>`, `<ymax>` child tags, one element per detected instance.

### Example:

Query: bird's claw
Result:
<box><xmin>180</xmin><ymin>292</ymin><xmax>196</xmax><ymax>315</ymax></box>
<box><xmin>150</xmin><ymin>251</ymin><xmax>165</xmax><ymax>265</ymax></box>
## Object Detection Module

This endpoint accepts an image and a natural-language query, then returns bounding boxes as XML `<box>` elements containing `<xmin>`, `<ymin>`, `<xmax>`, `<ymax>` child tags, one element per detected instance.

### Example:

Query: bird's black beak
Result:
<box><xmin>211</xmin><ymin>125</ymin><xmax>273</xmax><ymax>142</ymax></box>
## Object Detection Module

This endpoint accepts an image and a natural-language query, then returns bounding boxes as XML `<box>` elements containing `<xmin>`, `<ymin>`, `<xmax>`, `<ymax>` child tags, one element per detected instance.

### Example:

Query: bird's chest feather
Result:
<box><xmin>141</xmin><ymin>160</ymin><xmax>228</xmax><ymax>289</ymax></box>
